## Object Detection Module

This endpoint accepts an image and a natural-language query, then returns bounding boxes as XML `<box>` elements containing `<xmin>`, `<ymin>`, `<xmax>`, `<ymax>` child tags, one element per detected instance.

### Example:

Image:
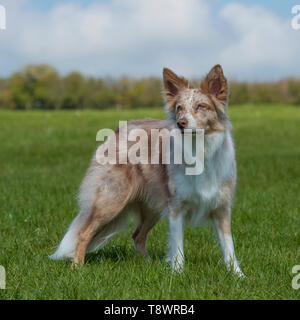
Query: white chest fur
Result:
<box><xmin>174</xmin><ymin>131</ymin><xmax>236</xmax><ymax>226</ymax></box>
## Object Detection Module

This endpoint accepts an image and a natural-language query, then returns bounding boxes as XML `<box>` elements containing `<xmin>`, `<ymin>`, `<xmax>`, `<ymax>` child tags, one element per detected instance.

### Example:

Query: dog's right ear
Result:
<box><xmin>200</xmin><ymin>64</ymin><xmax>228</xmax><ymax>107</ymax></box>
<box><xmin>163</xmin><ymin>68</ymin><xmax>189</xmax><ymax>105</ymax></box>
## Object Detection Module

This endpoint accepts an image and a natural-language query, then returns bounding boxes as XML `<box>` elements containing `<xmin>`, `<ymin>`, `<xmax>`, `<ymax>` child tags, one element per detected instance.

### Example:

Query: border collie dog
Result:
<box><xmin>50</xmin><ymin>65</ymin><xmax>244</xmax><ymax>277</ymax></box>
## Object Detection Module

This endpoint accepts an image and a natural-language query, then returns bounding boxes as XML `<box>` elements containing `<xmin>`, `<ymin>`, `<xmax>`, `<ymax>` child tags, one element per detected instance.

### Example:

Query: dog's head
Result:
<box><xmin>163</xmin><ymin>65</ymin><xmax>229</xmax><ymax>134</ymax></box>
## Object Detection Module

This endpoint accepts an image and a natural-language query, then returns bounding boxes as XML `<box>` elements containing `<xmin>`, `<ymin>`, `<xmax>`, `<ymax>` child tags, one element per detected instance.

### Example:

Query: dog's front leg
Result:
<box><xmin>166</xmin><ymin>213</ymin><xmax>184</xmax><ymax>272</ymax></box>
<box><xmin>212</xmin><ymin>206</ymin><xmax>244</xmax><ymax>278</ymax></box>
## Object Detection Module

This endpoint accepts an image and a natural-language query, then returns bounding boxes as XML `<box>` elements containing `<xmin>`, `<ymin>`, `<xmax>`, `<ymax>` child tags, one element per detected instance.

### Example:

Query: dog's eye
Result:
<box><xmin>196</xmin><ymin>104</ymin><xmax>205</xmax><ymax>111</ymax></box>
<box><xmin>177</xmin><ymin>105</ymin><xmax>183</xmax><ymax>112</ymax></box>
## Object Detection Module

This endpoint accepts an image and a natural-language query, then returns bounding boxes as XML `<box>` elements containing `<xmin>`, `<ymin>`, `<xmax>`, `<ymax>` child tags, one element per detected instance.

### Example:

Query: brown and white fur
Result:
<box><xmin>50</xmin><ymin>65</ymin><xmax>244</xmax><ymax>277</ymax></box>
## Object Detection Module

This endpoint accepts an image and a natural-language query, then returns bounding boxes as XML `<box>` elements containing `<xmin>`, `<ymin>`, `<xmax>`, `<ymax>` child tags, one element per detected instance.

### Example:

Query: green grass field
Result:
<box><xmin>0</xmin><ymin>105</ymin><xmax>299</xmax><ymax>300</ymax></box>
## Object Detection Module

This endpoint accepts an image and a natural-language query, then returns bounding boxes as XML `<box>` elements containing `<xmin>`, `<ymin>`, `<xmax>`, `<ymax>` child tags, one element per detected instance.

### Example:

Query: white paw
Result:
<box><xmin>234</xmin><ymin>267</ymin><xmax>245</xmax><ymax>278</ymax></box>
<box><xmin>166</xmin><ymin>256</ymin><xmax>184</xmax><ymax>273</ymax></box>
<box><xmin>225</xmin><ymin>259</ymin><xmax>245</xmax><ymax>278</ymax></box>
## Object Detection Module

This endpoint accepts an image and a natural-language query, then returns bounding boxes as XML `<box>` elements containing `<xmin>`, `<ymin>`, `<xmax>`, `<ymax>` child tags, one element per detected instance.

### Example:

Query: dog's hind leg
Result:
<box><xmin>73</xmin><ymin>186</ymin><xmax>131</xmax><ymax>266</ymax></box>
<box><xmin>86</xmin><ymin>209</ymin><xmax>129</xmax><ymax>254</ymax></box>
<box><xmin>132</xmin><ymin>208</ymin><xmax>161</xmax><ymax>257</ymax></box>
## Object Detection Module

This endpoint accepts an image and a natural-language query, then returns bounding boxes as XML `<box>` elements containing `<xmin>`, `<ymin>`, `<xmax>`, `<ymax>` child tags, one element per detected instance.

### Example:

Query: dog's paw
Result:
<box><xmin>166</xmin><ymin>256</ymin><xmax>184</xmax><ymax>273</ymax></box>
<box><xmin>71</xmin><ymin>260</ymin><xmax>84</xmax><ymax>269</ymax></box>
<box><xmin>234</xmin><ymin>268</ymin><xmax>245</xmax><ymax>278</ymax></box>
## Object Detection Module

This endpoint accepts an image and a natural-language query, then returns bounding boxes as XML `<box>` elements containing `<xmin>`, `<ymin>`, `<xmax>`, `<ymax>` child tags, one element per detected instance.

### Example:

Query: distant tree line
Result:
<box><xmin>0</xmin><ymin>65</ymin><xmax>299</xmax><ymax>110</ymax></box>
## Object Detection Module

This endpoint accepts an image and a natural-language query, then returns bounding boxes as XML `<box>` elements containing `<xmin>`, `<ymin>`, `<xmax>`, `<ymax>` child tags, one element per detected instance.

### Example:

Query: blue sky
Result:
<box><xmin>30</xmin><ymin>0</ymin><xmax>297</xmax><ymax>18</ymax></box>
<box><xmin>0</xmin><ymin>0</ymin><xmax>300</xmax><ymax>80</ymax></box>
<box><xmin>215</xmin><ymin>0</ymin><xmax>297</xmax><ymax>18</ymax></box>
<box><xmin>28</xmin><ymin>0</ymin><xmax>96</xmax><ymax>11</ymax></box>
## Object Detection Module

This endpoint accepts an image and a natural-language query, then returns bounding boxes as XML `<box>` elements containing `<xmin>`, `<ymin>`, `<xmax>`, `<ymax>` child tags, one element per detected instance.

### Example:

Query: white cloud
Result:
<box><xmin>0</xmin><ymin>0</ymin><xmax>299</xmax><ymax>80</ymax></box>
<box><xmin>218</xmin><ymin>3</ymin><xmax>300</xmax><ymax>80</ymax></box>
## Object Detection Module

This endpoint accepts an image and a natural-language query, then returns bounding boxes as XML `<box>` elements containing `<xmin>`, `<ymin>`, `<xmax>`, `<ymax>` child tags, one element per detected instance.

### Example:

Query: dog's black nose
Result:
<box><xmin>177</xmin><ymin>118</ymin><xmax>188</xmax><ymax>129</ymax></box>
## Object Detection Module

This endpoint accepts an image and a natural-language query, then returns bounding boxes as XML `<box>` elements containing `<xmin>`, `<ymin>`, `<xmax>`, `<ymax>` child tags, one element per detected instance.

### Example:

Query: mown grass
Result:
<box><xmin>0</xmin><ymin>105</ymin><xmax>299</xmax><ymax>300</ymax></box>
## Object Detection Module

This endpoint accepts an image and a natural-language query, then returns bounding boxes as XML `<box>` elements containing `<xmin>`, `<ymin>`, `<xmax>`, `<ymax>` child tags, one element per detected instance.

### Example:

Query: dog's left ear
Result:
<box><xmin>201</xmin><ymin>65</ymin><xmax>228</xmax><ymax>106</ymax></box>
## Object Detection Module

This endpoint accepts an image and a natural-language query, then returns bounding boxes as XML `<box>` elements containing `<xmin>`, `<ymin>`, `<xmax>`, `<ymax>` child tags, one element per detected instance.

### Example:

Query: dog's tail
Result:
<box><xmin>49</xmin><ymin>213</ymin><xmax>88</xmax><ymax>260</ymax></box>
<box><xmin>49</xmin><ymin>210</ymin><xmax>129</xmax><ymax>260</ymax></box>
